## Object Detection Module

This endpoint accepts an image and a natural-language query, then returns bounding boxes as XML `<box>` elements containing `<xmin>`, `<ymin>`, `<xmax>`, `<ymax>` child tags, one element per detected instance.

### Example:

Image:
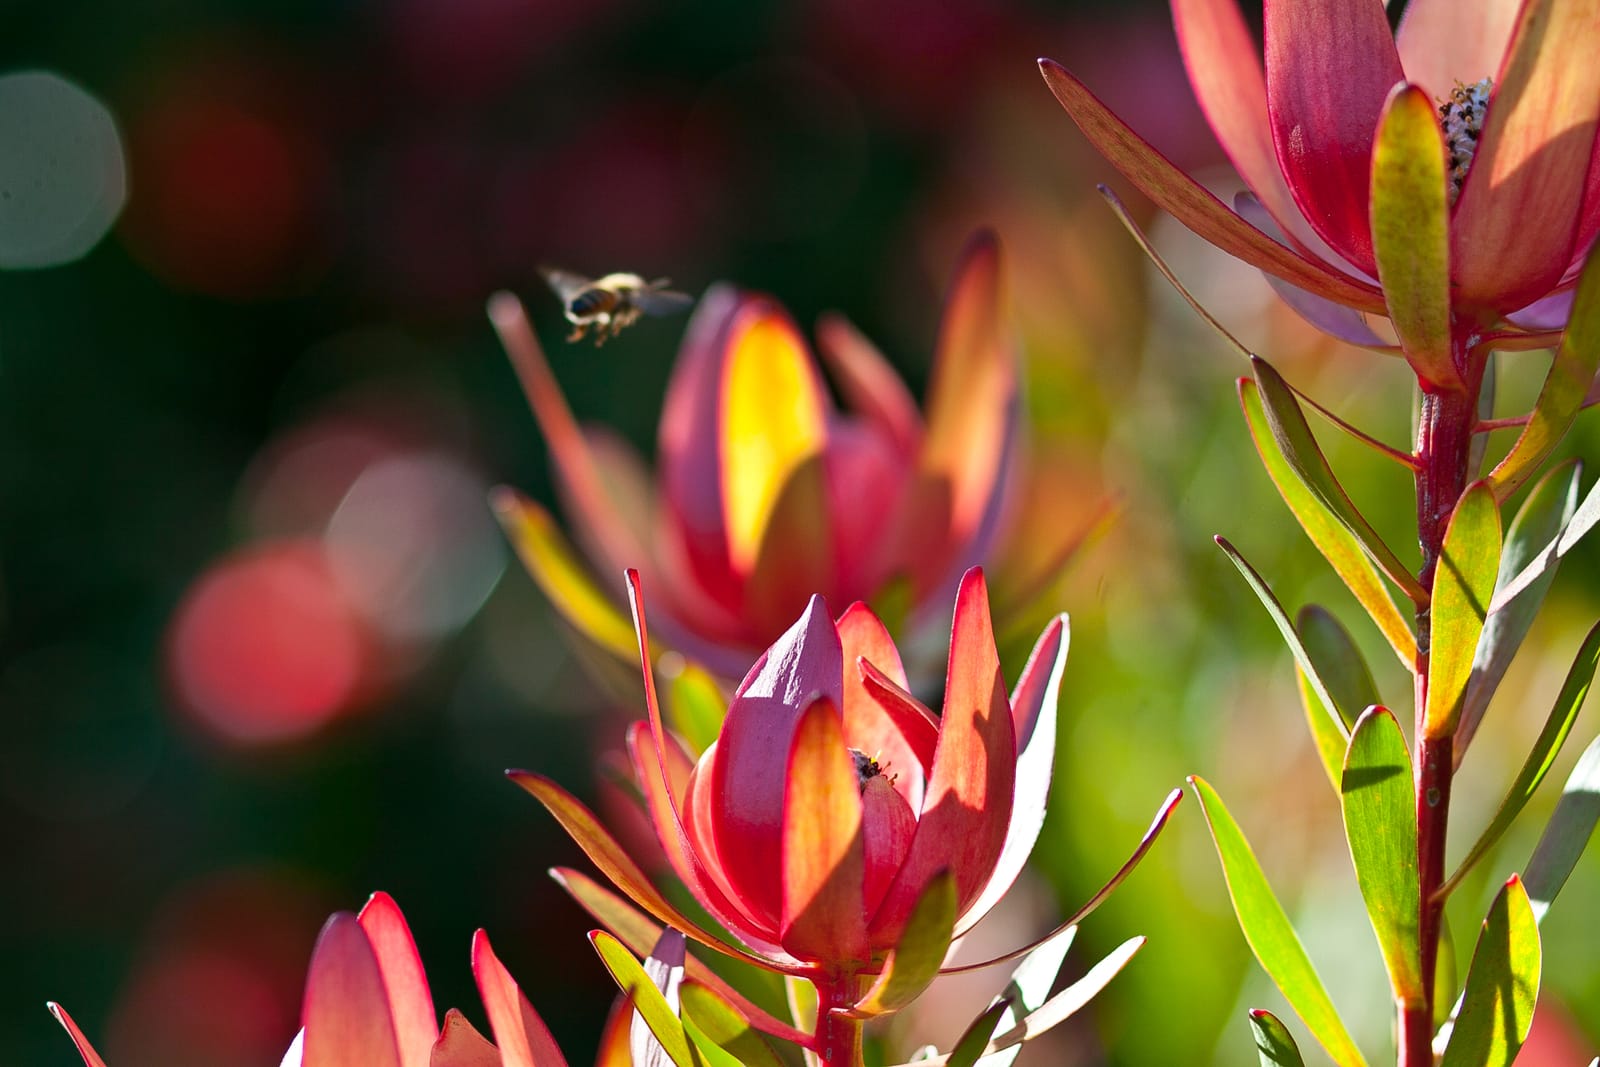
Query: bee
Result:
<box><xmin>539</xmin><ymin>267</ymin><xmax>693</xmax><ymax>345</ymax></box>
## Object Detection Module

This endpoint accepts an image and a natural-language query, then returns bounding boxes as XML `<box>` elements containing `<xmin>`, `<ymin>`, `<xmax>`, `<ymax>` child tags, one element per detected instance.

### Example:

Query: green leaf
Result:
<box><xmin>979</xmin><ymin>924</ymin><xmax>1077</xmax><ymax>1067</ymax></box>
<box><xmin>1434</xmin><ymin>912</ymin><xmax>1457</xmax><ymax>1030</ymax></box>
<box><xmin>1299</xmin><ymin>606</ymin><xmax>1381</xmax><ymax>728</ymax></box>
<box><xmin>550</xmin><ymin>868</ymin><xmax>813</xmax><ymax>1049</ymax></box>
<box><xmin>944</xmin><ymin>1000</ymin><xmax>1012</xmax><ymax>1067</ymax></box>
<box><xmin>1490</xmin><ymin>467</ymin><xmax>1600</xmax><ymax>611</ymax></box>
<box><xmin>1239</xmin><ymin>377</ymin><xmax>1421</xmax><ymax>666</ymax></box>
<box><xmin>784</xmin><ymin>975</ymin><xmax>816</xmax><ymax>1034</ymax></box>
<box><xmin>1488</xmin><ymin>242</ymin><xmax>1600</xmax><ymax>500</ymax></box>
<box><xmin>1370</xmin><ymin>83</ymin><xmax>1456</xmax><ymax>390</ymax></box>
<box><xmin>1250</xmin><ymin>356</ymin><xmax>1429</xmax><ymax>604</ymax></box>
<box><xmin>877</xmin><ymin>937</ymin><xmax>1144</xmax><ymax>1067</ymax></box>
<box><xmin>1458</xmin><ymin>461</ymin><xmax>1582</xmax><ymax>756</ymax></box>
<box><xmin>1216</xmin><ymin>538</ymin><xmax>1351</xmax><ymax>787</ymax></box>
<box><xmin>1248</xmin><ymin>1009</ymin><xmax>1306</xmax><ymax>1067</ymax></box>
<box><xmin>660</xmin><ymin>657</ymin><xmax>726</xmax><ymax>756</ymax></box>
<box><xmin>843</xmin><ymin>872</ymin><xmax>955</xmax><ymax>1018</ymax></box>
<box><xmin>1424</xmin><ymin>483</ymin><xmax>1502</xmax><ymax>739</ymax></box>
<box><xmin>1296</xmin><ymin>606</ymin><xmax>1382</xmax><ymax>790</ymax></box>
<box><xmin>1439</xmin><ymin>877</ymin><xmax>1540</xmax><ymax>1067</ymax></box>
<box><xmin>1341</xmin><ymin>707</ymin><xmax>1423</xmax><ymax>1003</ymax></box>
<box><xmin>1442</xmin><ymin>622</ymin><xmax>1600</xmax><ymax>897</ymax></box>
<box><xmin>589</xmin><ymin>931</ymin><xmax>699</xmax><ymax>1067</ymax></box>
<box><xmin>1525</xmin><ymin>732</ymin><xmax>1600</xmax><ymax>924</ymax></box>
<box><xmin>988</xmin><ymin>937</ymin><xmax>1144</xmax><ymax>1050</ymax></box>
<box><xmin>679</xmin><ymin>984</ymin><xmax>785</xmax><ymax>1067</ymax></box>
<box><xmin>1189</xmin><ymin>776</ymin><xmax>1367</xmax><ymax>1067</ymax></box>
<box><xmin>680</xmin><ymin>1015</ymin><xmax>748</xmax><ymax>1067</ymax></box>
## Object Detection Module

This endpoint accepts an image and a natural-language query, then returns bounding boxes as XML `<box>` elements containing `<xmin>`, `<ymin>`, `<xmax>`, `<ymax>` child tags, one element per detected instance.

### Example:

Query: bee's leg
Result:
<box><xmin>567</xmin><ymin>323</ymin><xmax>586</xmax><ymax>342</ymax></box>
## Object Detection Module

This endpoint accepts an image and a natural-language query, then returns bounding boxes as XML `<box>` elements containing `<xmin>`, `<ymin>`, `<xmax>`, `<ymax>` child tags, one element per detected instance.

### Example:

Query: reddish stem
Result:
<box><xmin>812</xmin><ymin>972</ymin><xmax>864</xmax><ymax>1067</ymax></box>
<box><xmin>1401</xmin><ymin>342</ymin><xmax>1484</xmax><ymax>1067</ymax></box>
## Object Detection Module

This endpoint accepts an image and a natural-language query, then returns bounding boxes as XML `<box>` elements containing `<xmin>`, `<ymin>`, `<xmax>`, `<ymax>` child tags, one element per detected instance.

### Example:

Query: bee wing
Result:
<box><xmin>539</xmin><ymin>266</ymin><xmax>595</xmax><ymax>303</ymax></box>
<box><xmin>633</xmin><ymin>288</ymin><xmax>694</xmax><ymax>317</ymax></box>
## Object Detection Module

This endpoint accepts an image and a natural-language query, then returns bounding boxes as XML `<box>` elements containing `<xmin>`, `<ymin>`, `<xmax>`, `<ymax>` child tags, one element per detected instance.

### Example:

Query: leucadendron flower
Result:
<box><xmin>1041</xmin><ymin>0</ymin><xmax>1600</xmax><ymax>388</ymax></box>
<box><xmin>489</xmin><ymin>233</ymin><xmax>1023</xmax><ymax>681</ymax></box>
<box><xmin>515</xmin><ymin>567</ymin><xmax>1180</xmax><ymax>1039</ymax></box>
<box><xmin>52</xmin><ymin>893</ymin><xmax>570</xmax><ymax>1067</ymax></box>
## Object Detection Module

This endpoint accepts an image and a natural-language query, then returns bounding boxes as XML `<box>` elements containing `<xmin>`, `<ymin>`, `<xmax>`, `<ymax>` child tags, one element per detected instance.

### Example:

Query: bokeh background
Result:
<box><xmin>4</xmin><ymin>1</ymin><xmax>1598</xmax><ymax>1064</ymax></box>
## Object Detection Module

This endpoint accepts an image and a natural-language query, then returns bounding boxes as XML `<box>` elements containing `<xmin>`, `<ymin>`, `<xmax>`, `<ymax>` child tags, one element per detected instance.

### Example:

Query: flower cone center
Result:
<box><xmin>1438</xmin><ymin>78</ymin><xmax>1492</xmax><ymax>206</ymax></box>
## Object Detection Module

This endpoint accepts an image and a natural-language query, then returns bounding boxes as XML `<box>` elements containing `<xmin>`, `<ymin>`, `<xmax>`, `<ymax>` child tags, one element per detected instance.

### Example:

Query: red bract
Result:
<box><xmin>52</xmin><ymin>893</ymin><xmax>568</xmax><ymax>1067</ymax></box>
<box><xmin>518</xmin><ymin>566</ymin><xmax>1071</xmax><ymax>989</ymax></box>
<box><xmin>1040</xmin><ymin>0</ymin><xmax>1600</xmax><ymax>385</ymax></box>
<box><xmin>490</xmin><ymin>232</ymin><xmax>1018</xmax><ymax>678</ymax></box>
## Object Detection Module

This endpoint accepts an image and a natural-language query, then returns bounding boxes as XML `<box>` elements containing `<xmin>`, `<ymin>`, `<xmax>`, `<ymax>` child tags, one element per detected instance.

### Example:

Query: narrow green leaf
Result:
<box><xmin>1490</xmin><ymin>466</ymin><xmax>1599</xmax><ymax>612</ymax></box>
<box><xmin>1488</xmin><ymin>242</ymin><xmax>1600</xmax><ymax>499</ymax></box>
<box><xmin>1297</xmin><ymin>606</ymin><xmax>1382</xmax><ymax>790</ymax></box>
<box><xmin>1439</xmin><ymin>877</ymin><xmax>1540</xmax><ymax>1067</ymax></box>
<box><xmin>1240</xmin><ymin>377</ymin><xmax>1419</xmax><ymax>665</ymax></box>
<box><xmin>1443</xmin><ymin>622</ymin><xmax>1600</xmax><ymax>897</ymax></box>
<box><xmin>1525</xmin><ymin>732</ymin><xmax>1600</xmax><ymax>924</ymax></box>
<box><xmin>1299</xmin><ymin>606</ymin><xmax>1381</xmax><ymax>728</ymax></box>
<box><xmin>1216</xmin><ymin>537</ymin><xmax>1351</xmax><ymax>787</ymax></box>
<box><xmin>986</xmin><ymin>937</ymin><xmax>1144</xmax><ymax>1051</ymax></box>
<box><xmin>1189</xmin><ymin>776</ymin><xmax>1367</xmax><ymax>1067</ymax></box>
<box><xmin>843</xmin><ymin>872</ymin><xmax>955</xmax><ymax>1018</ymax></box>
<box><xmin>1251</xmin><ymin>357</ymin><xmax>1429</xmax><ymax>604</ymax></box>
<box><xmin>660</xmin><ymin>657</ymin><xmax>727</xmax><ymax>757</ymax></box>
<box><xmin>944</xmin><ymin>1000</ymin><xmax>1012</xmax><ymax>1067</ymax></box>
<box><xmin>590</xmin><ymin>931</ymin><xmax>699</xmax><ymax>1067</ymax></box>
<box><xmin>978</xmin><ymin>925</ymin><xmax>1076</xmax><ymax>1067</ymax></box>
<box><xmin>1370</xmin><ymin>83</ymin><xmax>1456</xmax><ymax>389</ymax></box>
<box><xmin>1459</xmin><ymin>461</ymin><xmax>1582</xmax><ymax>756</ymax></box>
<box><xmin>877</xmin><ymin>938</ymin><xmax>1144</xmax><ymax>1067</ymax></box>
<box><xmin>784</xmin><ymin>975</ymin><xmax>816</xmax><ymax>1034</ymax></box>
<box><xmin>1434</xmin><ymin>912</ymin><xmax>1457</xmax><ymax>1030</ymax></box>
<box><xmin>1341</xmin><ymin>707</ymin><xmax>1423</xmax><ymax>1002</ymax></box>
<box><xmin>1249</xmin><ymin>1009</ymin><xmax>1306</xmax><ymax>1067</ymax></box>
<box><xmin>1425</xmin><ymin>483</ymin><xmax>1502</xmax><ymax>739</ymax></box>
<box><xmin>679</xmin><ymin>985</ymin><xmax>785</xmax><ymax>1067</ymax></box>
<box><xmin>680</xmin><ymin>1015</ymin><xmax>747</xmax><ymax>1067</ymax></box>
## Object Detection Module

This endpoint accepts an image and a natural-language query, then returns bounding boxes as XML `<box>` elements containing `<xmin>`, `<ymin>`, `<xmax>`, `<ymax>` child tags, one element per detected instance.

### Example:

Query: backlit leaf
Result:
<box><xmin>590</xmin><ymin>931</ymin><xmax>698</xmax><ymax>1067</ymax></box>
<box><xmin>844</xmin><ymin>872</ymin><xmax>956</xmax><ymax>1018</ymax></box>
<box><xmin>944</xmin><ymin>1000</ymin><xmax>1011</xmax><ymax>1067</ymax></box>
<box><xmin>1190</xmin><ymin>776</ymin><xmax>1366</xmax><ymax>1067</ymax></box>
<box><xmin>1443</xmin><ymin>622</ymin><xmax>1600</xmax><ymax>898</ymax></box>
<box><xmin>1248</xmin><ymin>1009</ymin><xmax>1306</xmax><ymax>1067</ymax></box>
<box><xmin>679</xmin><ymin>984</ymin><xmax>785</xmax><ymax>1067</ymax></box>
<box><xmin>1296</xmin><ymin>605</ymin><xmax>1381</xmax><ymax>790</ymax></box>
<box><xmin>1239</xmin><ymin>378</ymin><xmax>1421</xmax><ymax>670</ymax></box>
<box><xmin>1341</xmin><ymin>707</ymin><xmax>1423</xmax><ymax>1002</ymax></box>
<box><xmin>660</xmin><ymin>657</ymin><xmax>727</xmax><ymax>757</ymax></box>
<box><xmin>1438</xmin><ymin>877</ymin><xmax>1539</xmax><ymax>1067</ymax></box>
<box><xmin>1424</xmin><ymin>483</ymin><xmax>1501</xmax><ymax>739</ymax></box>
<box><xmin>1251</xmin><ymin>356</ymin><xmax>1428</xmax><ymax>604</ymax></box>
<box><xmin>1370</xmin><ymin>83</ymin><xmax>1456</xmax><ymax>389</ymax></box>
<box><xmin>1524</xmin><ymin>732</ymin><xmax>1600</xmax><ymax>924</ymax></box>
<box><xmin>1216</xmin><ymin>538</ymin><xmax>1350</xmax><ymax>785</ymax></box>
<box><xmin>1458</xmin><ymin>461</ymin><xmax>1582</xmax><ymax>757</ymax></box>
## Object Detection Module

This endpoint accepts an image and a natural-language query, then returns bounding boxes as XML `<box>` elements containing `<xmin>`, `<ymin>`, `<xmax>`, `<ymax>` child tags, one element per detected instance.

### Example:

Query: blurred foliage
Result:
<box><xmin>4</xmin><ymin>0</ymin><xmax>1599</xmax><ymax>1065</ymax></box>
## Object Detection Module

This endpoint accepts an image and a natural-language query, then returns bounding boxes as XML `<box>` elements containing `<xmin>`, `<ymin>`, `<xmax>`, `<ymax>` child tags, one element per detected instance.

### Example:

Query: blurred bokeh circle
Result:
<box><xmin>0</xmin><ymin>70</ymin><xmax>126</xmax><ymax>269</ymax></box>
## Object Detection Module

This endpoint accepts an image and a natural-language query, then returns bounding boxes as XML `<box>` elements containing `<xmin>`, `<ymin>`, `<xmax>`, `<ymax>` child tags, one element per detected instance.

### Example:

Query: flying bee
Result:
<box><xmin>539</xmin><ymin>267</ymin><xmax>693</xmax><ymax>345</ymax></box>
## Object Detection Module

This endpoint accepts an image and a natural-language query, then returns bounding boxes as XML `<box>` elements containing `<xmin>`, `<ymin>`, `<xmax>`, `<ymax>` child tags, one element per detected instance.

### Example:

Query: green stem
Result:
<box><xmin>1402</xmin><ymin>338</ymin><xmax>1485</xmax><ymax>1067</ymax></box>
